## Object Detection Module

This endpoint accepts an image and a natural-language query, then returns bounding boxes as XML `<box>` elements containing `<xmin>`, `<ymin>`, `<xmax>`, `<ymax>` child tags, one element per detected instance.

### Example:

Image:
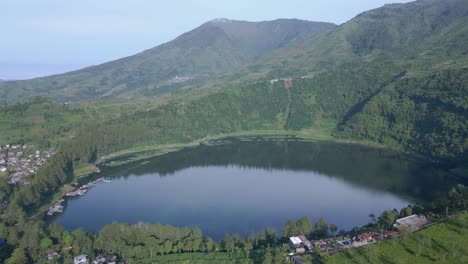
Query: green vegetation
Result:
<box><xmin>0</xmin><ymin>0</ymin><xmax>467</xmax><ymax>263</ymax></box>
<box><xmin>328</xmin><ymin>213</ymin><xmax>468</xmax><ymax>264</ymax></box>
<box><xmin>0</xmin><ymin>97</ymin><xmax>86</xmax><ymax>146</ymax></box>
<box><xmin>338</xmin><ymin>68</ymin><xmax>468</xmax><ymax>162</ymax></box>
<box><xmin>0</xmin><ymin>20</ymin><xmax>333</xmax><ymax>104</ymax></box>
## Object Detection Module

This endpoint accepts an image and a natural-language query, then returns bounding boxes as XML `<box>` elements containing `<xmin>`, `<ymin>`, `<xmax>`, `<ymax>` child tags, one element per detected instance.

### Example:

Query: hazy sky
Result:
<box><xmin>0</xmin><ymin>0</ymin><xmax>413</xmax><ymax>79</ymax></box>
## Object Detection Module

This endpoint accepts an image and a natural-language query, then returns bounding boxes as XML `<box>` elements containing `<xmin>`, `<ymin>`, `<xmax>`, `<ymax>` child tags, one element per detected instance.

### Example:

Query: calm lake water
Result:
<box><xmin>52</xmin><ymin>137</ymin><xmax>456</xmax><ymax>240</ymax></box>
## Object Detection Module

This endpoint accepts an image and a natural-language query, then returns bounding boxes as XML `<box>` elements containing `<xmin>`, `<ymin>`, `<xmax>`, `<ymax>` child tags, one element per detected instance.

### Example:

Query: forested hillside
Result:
<box><xmin>0</xmin><ymin>19</ymin><xmax>333</xmax><ymax>104</ymax></box>
<box><xmin>234</xmin><ymin>0</ymin><xmax>468</xmax><ymax>80</ymax></box>
<box><xmin>338</xmin><ymin>68</ymin><xmax>468</xmax><ymax>162</ymax></box>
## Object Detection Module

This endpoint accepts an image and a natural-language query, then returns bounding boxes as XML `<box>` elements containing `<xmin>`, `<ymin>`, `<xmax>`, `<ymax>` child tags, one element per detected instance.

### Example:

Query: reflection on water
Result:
<box><xmin>53</xmin><ymin>137</ymin><xmax>456</xmax><ymax>239</ymax></box>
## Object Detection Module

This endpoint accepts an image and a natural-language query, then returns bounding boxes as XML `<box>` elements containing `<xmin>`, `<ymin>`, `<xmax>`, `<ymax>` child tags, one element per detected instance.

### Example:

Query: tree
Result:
<box><xmin>399</xmin><ymin>206</ymin><xmax>413</xmax><ymax>218</ymax></box>
<box><xmin>62</xmin><ymin>231</ymin><xmax>74</xmax><ymax>248</ymax></box>
<box><xmin>39</xmin><ymin>237</ymin><xmax>53</xmax><ymax>251</ymax></box>
<box><xmin>164</xmin><ymin>240</ymin><xmax>172</xmax><ymax>254</ymax></box>
<box><xmin>369</xmin><ymin>213</ymin><xmax>376</xmax><ymax>224</ymax></box>
<box><xmin>242</xmin><ymin>239</ymin><xmax>253</xmax><ymax>254</ymax></box>
<box><xmin>273</xmin><ymin>247</ymin><xmax>284</xmax><ymax>264</ymax></box>
<box><xmin>192</xmin><ymin>238</ymin><xmax>202</xmax><ymax>252</ymax></box>
<box><xmin>314</xmin><ymin>218</ymin><xmax>329</xmax><ymax>238</ymax></box>
<box><xmin>221</xmin><ymin>234</ymin><xmax>235</xmax><ymax>252</ymax></box>
<box><xmin>203</xmin><ymin>237</ymin><xmax>215</xmax><ymax>252</ymax></box>
<box><xmin>261</xmin><ymin>246</ymin><xmax>273</xmax><ymax>264</ymax></box>
<box><xmin>282</xmin><ymin>220</ymin><xmax>299</xmax><ymax>237</ymax></box>
<box><xmin>192</xmin><ymin>227</ymin><xmax>203</xmax><ymax>239</ymax></box>
<box><xmin>297</xmin><ymin>216</ymin><xmax>312</xmax><ymax>235</ymax></box>
<box><xmin>0</xmin><ymin>222</ymin><xmax>7</xmax><ymax>239</ymax></box>
<box><xmin>379</xmin><ymin>210</ymin><xmax>397</xmax><ymax>229</ymax></box>
<box><xmin>172</xmin><ymin>244</ymin><xmax>178</xmax><ymax>254</ymax></box>
<box><xmin>145</xmin><ymin>237</ymin><xmax>159</xmax><ymax>258</ymax></box>
<box><xmin>329</xmin><ymin>224</ymin><xmax>338</xmax><ymax>237</ymax></box>
<box><xmin>6</xmin><ymin>248</ymin><xmax>29</xmax><ymax>264</ymax></box>
<box><xmin>412</xmin><ymin>203</ymin><xmax>425</xmax><ymax>214</ymax></box>
<box><xmin>448</xmin><ymin>184</ymin><xmax>467</xmax><ymax>209</ymax></box>
<box><xmin>48</xmin><ymin>224</ymin><xmax>65</xmax><ymax>241</ymax></box>
<box><xmin>264</xmin><ymin>228</ymin><xmax>278</xmax><ymax>245</ymax></box>
<box><xmin>20</xmin><ymin>222</ymin><xmax>41</xmax><ymax>260</ymax></box>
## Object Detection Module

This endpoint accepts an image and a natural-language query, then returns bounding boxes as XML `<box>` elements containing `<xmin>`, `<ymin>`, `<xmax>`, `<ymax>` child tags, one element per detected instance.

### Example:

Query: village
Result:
<box><xmin>288</xmin><ymin>214</ymin><xmax>429</xmax><ymax>263</ymax></box>
<box><xmin>0</xmin><ymin>143</ymin><xmax>56</xmax><ymax>185</ymax></box>
<box><xmin>46</xmin><ymin>252</ymin><xmax>124</xmax><ymax>264</ymax></box>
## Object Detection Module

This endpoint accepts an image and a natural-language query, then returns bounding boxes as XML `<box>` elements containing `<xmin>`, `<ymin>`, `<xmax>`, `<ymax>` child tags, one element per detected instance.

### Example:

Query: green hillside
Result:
<box><xmin>224</xmin><ymin>0</ymin><xmax>468</xmax><ymax>162</ymax></box>
<box><xmin>338</xmin><ymin>68</ymin><xmax>468</xmax><ymax>162</ymax></box>
<box><xmin>1</xmin><ymin>0</ymin><xmax>466</xmax><ymax>164</ymax></box>
<box><xmin>0</xmin><ymin>19</ymin><xmax>334</xmax><ymax>104</ymax></box>
<box><xmin>328</xmin><ymin>213</ymin><xmax>468</xmax><ymax>264</ymax></box>
<box><xmin>233</xmin><ymin>0</ymin><xmax>468</xmax><ymax>80</ymax></box>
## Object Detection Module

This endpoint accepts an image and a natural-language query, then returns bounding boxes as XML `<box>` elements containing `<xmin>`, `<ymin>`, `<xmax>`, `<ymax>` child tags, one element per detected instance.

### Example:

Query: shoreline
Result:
<box><xmin>95</xmin><ymin>129</ymin><xmax>395</xmax><ymax>168</ymax></box>
<box><xmin>35</xmin><ymin>129</ymin><xmax>447</xmax><ymax>222</ymax></box>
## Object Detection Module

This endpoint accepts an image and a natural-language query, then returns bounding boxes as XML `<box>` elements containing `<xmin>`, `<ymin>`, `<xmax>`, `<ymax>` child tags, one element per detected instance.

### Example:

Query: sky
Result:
<box><xmin>0</xmin><ymin>0</ymin><xmax>413</xmax><ymax>79</ymax></box>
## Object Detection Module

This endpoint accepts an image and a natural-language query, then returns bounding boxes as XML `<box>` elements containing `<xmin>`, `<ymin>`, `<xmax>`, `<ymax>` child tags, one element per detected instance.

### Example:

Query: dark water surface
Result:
<box><xmin>53</xmin><ymin>137</ymin><xmax>456</xmax><ymax>239</ymax></box>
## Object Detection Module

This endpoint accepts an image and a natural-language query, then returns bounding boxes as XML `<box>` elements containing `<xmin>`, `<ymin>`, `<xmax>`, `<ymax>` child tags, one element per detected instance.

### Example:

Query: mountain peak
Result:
<box><xmin>0</xmin><ymin>19</ymin><xmax>334</xmax><ymax>104</ymax></box>
<box><xmin>209</xmin><ymin>18</ymin><xmax>233</xmax><ymax>24</ymax></box>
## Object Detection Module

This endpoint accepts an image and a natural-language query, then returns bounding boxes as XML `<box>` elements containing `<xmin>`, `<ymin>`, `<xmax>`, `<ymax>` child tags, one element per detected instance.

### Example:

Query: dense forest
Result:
<box><xmin>338</xmin><ymin>68</ymin><xmax>468</xmax><ymax>163</ymax></box>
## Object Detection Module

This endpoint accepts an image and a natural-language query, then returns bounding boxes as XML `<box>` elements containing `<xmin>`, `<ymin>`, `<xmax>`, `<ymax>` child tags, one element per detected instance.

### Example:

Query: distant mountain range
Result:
<box><xmin>0</xmin><ymin>19</ymin><xmax>334</xmax><ymax>104</ymax></box>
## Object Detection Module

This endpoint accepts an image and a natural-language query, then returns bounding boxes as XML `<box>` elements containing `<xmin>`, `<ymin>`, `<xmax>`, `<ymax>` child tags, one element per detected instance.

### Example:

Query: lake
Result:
<box><xmin>52</xmin><ymin>137</ymin><xmax>456</xmax><ymax>240</ymax></box>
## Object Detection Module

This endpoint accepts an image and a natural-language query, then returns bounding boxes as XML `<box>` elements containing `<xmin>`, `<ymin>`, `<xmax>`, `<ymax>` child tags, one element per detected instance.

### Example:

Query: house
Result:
<box><xmin>295</xmin><ymin>247</ymin><xmax>305</xmax><ymax>254</ymax></box>
<box><xmin>289</xmin><ymin>236</ymin><xmax>302</xmax><ymax>248</ymax></box>
<box><xmin>48</xmin><ymin>250</ymin><xmax>58</xmax><ymax>260</ymax></box>
<box><xmin>93</xmin><ymin>255</ymin><xmax>117</xmax><ymax>264</ymax></box>
<box><xmin>74</xmin><ymin>254</ymin><xmax>89</xmax><ymax>264</ymax></box>
<box><xmin>313</xmin><ymin>240</ymin><xmax>328</xmax><ymax>249</ymax></box>
<box><xmin>291</xmin><ymin>256</ymin><xmax>304</xmax><ymax>264</ymax></box>
<box><xmin>358</xmin><ymin>232</ymin><xmax>377</xmax><ymax>242</ymax></box>
<box><xmin>289</xmin><ymin>236</ymin><xmax>312</xmax><ymax>251</ymax></box>
<box><xmin>394</xmin><ymin>214</ymin><xmax>428</xmax><ymax>230</ymax></box>
<box><xmin>93</xmin><ymin>256</ymin><xmax>106</xmax><ymax>264</ymax></box>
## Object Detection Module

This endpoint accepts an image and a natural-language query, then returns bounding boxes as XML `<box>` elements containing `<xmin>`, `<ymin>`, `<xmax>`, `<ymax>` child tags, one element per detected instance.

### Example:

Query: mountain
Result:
<box><xmin>1</xmin><ymin>0</ymin><xmax>467</xmax><ymax>163</ymax></box>
<box><xmin>212</xmin><ymin>0</ymin><xmax>467</xmax><ymax>161</ymax></box>
<box><xmin>64</xmin><ymin>0</ymin><xmax>464</xmax><ymax>163</ymax></box>
<box><xmin>0</xmin><ymin>19</ymin><xmax>334</xmax><ymax>104</ymax></box>
<box><xmin>229</xmin><ymin>0</ymin><xmax>468</xmax><ymax>81</ymax></box>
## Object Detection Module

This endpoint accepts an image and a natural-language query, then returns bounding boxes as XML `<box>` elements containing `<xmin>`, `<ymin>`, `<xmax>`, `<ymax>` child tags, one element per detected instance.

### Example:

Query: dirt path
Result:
<box><xmin>284</xmin><ymin>87</ymin><xmax>292</xmax><ymax>129</ymax></box>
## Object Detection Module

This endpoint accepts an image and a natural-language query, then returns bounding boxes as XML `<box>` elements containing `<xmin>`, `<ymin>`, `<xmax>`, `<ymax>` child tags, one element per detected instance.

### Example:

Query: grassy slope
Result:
<box><xmin>328</xmin><ymin>213</ymin><xmax>468</xmax><ymax>264</ymax></box>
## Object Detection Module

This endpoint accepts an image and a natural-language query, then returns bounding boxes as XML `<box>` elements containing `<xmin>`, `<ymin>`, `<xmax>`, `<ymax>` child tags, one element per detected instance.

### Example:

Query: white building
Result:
<box><xmin>74</xmin><ymin>254</ymin><xmax>89</xmax><ymax>264</ymax></box>
<box><xmin>289</xmin><ymin>236</ymin><xmax>312</xmax><ymax>252</ymax></box>
<box><xmin>394</xmin><ymin>214</ymin><xmax>427</xmax><ymax>230</ymax></box>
